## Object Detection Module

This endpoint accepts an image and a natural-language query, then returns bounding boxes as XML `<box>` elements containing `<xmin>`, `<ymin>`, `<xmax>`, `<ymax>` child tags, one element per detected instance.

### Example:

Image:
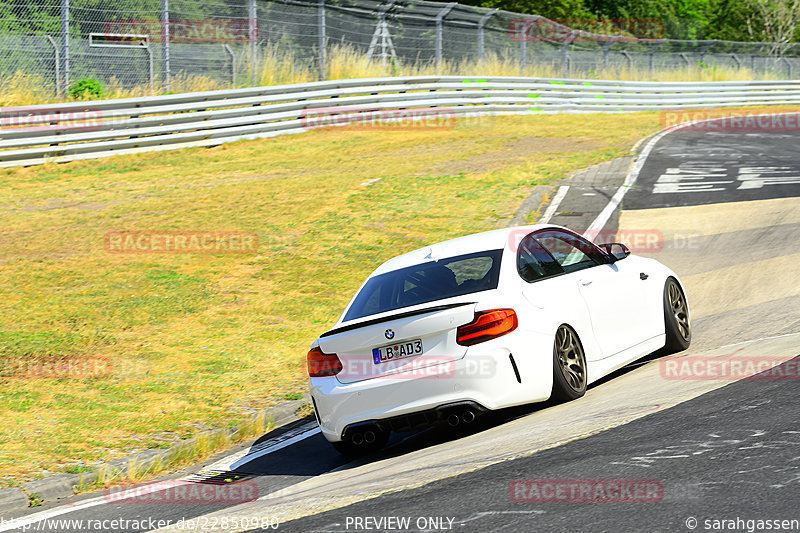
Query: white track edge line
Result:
<box><xmin>539</xmin><ymin>185</ymin><xmax>570</xmax><ymax>224</ymax></box>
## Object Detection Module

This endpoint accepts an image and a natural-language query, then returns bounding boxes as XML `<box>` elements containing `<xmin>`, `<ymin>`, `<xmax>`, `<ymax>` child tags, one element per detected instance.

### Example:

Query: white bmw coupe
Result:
<box><xmin>307</xmin><ymin>225</ymin><xmax>691</xmax><ymax>454</ymax></box>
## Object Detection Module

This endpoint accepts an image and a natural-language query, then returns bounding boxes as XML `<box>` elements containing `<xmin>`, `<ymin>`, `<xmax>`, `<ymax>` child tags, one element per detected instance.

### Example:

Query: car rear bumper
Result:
<box><xmin>309</xmin><ymin>340</ymin><xmax>552</xmax><ymax>442</ymax></box>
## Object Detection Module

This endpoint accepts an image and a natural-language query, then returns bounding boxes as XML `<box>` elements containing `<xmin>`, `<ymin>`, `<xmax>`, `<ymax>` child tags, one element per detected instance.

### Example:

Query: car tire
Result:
<box><xmin>550</xmin><ymin>324</ymin><xmax>588</xmax><ymax>402</ymax></box>
<box><xmin>663</xmin><ymin>277</ymin><xmax>691</xmax><ymax>354</ymax></box>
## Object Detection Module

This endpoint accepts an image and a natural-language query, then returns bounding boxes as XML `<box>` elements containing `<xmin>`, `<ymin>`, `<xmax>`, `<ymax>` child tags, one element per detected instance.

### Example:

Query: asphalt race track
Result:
<box><xmin>4</xmin><ymin>117</ymin><xmax>799</xmax><ymax>533</ymax></box>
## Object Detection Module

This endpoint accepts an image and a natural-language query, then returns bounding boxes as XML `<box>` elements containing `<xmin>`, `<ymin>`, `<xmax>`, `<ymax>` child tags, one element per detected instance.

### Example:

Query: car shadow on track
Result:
<box><xmin>231</xmin><ymin>349</ymin><xmax>671</xmax><ymax>482</ymax></box>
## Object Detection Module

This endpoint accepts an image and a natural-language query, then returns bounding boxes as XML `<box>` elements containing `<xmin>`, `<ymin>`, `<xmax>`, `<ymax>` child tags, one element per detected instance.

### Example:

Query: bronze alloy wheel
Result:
<box><xmin>668</xmin><ymin>280</ymin><xmax>690</xmax><ymax>341</ymax></box>
<box><xmin>554</xmin><ymin>325</ymin><xmax>587</xmax><ymax>395</ymax></box>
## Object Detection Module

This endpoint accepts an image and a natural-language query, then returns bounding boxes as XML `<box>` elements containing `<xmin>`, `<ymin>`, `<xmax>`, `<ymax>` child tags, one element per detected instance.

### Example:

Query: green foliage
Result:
<box><xmin>459</xmin><ymin>0</ymin><xmax>797</xmax><ymax>42</ymax></box>
<box><xmin>69</xmin><ymin>78</ymin><xmax>103</xmax><ymax>99</ymax></box>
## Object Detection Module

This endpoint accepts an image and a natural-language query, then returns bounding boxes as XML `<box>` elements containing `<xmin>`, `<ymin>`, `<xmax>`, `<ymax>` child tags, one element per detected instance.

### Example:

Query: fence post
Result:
<box><xmin>561</xmin><ymin>30</ymin><xmax>578</xmax><ymax>78</ymax></box>
<box><xmin>601</xmin><ymin>37</ymin><xmax>619</xmax><ymax>74</ymax></box>
<box><xmin>698</xmin><ymin>40</ymin><xmax>716</xmax><ymax>67</ymax></box>
<box><xmin>45</xmin><ymin>35</ymin><xmax>61</xmax><ymax>96</ymax></box>
<box><xmin>161</xmin><ymin>0</ymin><xmax>169</xmax><ymax>92</ymax></box>
<box><xmin>224</xmin><ymin>45</ymin><xmax>236</xmax><ymax>85</ymax></box>
<box><xmin>649</xmin><ymin>40</ymin><xmax>664</xmax><ymax>78</ymax></box>
<box><xmin>145</xmin><ymin>43</ymin><xmax>154</xmax><ymax>93</ymax></box>
<box><xmin>435</xmin><ymin>3</ymin><xmax>456</xmax><ymax>71</ymax></box>
<box><xmin>750</xmin><ymin>44</ymin><xmax>763</xmax><ymax>76</ymax></box>
<box><xmin>249</xmin><ymin>0</ymin><xmax>257</xmax><ymax>84</ymax></box>
<box><xmin>318</xmin><ymin>0</ymin><xmax>326</xmax><ymax>80</ymax></box>
<box><xmin>519</xmin><ymin>16</ymin><xmax>539</xmax><ymax>76</ymax></box>
<box><xmin>60</xmin><ymin>0</ymin><xmax>69</xmax><ymax>95</ymax></box>
<box><xmin>477</xmin><ymin>8</ymin><xmax>497</xmax><ymax>63</ymax></box>
<box><xmin>782</xmin><ymin>57</ymin><xmax>793</xmax><ymax>79</ymax></box>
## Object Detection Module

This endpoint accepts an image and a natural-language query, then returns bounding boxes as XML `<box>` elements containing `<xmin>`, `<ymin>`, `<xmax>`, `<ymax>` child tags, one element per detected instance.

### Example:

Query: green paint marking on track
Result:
<box><xmin>528</xmin><ymin>94</ymin><xmax>540</xmax><ymax>98</ymax></box>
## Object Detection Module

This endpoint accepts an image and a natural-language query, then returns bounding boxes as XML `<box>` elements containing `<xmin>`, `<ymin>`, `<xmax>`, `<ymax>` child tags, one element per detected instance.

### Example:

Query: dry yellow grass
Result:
<box><xmin>0</xmin><ymin>43</ymin><xmax>781</xmax><ymax>107</ymax></box>
<box><xmin>0</xmin><ymin>111</ymin><xmax>662</xmax><ymax>484</ymax></box>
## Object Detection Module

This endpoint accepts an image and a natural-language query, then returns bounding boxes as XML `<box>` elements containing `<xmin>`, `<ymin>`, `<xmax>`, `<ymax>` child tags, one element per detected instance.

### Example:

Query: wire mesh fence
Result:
<box><xmin>2</xmin><ymin>0</ymin><xmax>800</xmax><ymax>99</ymax></box>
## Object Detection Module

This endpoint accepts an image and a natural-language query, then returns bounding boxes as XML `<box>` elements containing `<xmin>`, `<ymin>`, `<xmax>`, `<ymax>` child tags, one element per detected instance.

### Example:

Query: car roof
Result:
<box><xmin>370</xmin><ymin>224</ymin><xmax>560</xmax><ymax>276</ymax></box>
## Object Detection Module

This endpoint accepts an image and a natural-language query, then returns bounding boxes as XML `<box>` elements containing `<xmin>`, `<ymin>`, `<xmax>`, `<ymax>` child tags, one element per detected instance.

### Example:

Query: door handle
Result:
<box><xmin>580</xmin><ymin>279</ymin><xmax>592</xmax><ymax>286</ymax></box>
<box><xmin>640</xmin><ymin>272</ymin><xmax>649</xmax><ymax>280</ymax></box>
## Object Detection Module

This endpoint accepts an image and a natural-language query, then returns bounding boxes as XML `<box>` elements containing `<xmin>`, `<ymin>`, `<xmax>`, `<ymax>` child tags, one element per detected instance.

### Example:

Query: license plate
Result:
<box><xmin>372</xmin><ymin>339</ymin><xmax>423</xmax><ymax>364</ymax></box>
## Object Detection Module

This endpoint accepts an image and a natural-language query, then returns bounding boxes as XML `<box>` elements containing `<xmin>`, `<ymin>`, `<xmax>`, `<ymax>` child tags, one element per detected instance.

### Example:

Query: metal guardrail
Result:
<box><xmin>3</xmin><ymin>75</ymin><xmax>800</xmax><ymax>168</ymax></box>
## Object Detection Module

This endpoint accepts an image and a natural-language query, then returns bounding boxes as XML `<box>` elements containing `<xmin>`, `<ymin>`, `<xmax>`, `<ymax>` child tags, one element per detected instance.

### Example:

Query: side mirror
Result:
<box><xmin>599</xmin><ymin>242</ymin><xmax>631</xmax><ymax>263</ymax></box>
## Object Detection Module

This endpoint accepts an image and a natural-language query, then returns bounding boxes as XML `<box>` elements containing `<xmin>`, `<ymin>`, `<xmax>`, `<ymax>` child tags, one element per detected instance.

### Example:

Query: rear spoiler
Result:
<box><xmin>320</xmin><ymin>302</ymin><xmax>475</xmax><ymax>338</ymax></box>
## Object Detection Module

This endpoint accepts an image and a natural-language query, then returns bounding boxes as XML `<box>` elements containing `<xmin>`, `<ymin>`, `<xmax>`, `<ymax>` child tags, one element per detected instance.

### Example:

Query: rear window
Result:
<box><xmin>342</xmin><ymin>249</ymin><xmax>503</xmax><ymax>322</ymax></box>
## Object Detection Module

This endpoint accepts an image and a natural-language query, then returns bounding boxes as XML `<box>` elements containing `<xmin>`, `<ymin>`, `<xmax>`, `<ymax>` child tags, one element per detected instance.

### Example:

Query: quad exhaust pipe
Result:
<box><xmin>349</xmin><ymin>427</ymin><xmax>378</xmax><ymax>446</ymax></box>
<box><xmin>446</xmin><ymin>409</ymin><xmax>477</xmax><ymax>427</ymax></box>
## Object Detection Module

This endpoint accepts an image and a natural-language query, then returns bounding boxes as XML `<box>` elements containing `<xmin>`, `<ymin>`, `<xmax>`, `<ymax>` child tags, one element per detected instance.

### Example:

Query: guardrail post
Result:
<box><xmin>477</xmin><ymin>8</ymin><xmax>497</xmax><ymax>63</ymax></box>
<box><xmin>318</xmin><ymin>0</ymin><xmax>327</xmax><ymax>80</ymax></box>
<box><xmin>435</xmin><ymin>3</ymin><xmax>456</xmax><ymax>71</ymax></box>
<box><xmin>45</xmin><ymin>35</ymin><xmax>61</xmax><ymax>96</ymax></box>
<box><xmin>161</xmin><ymin>0</ymin><xmax>169</xmax><ymax>92</ymax></box>
<box><xmin>60</xmin><ymin>0</ymin><xmax>69</xmax><ymax>95</ymax></box>
<box><xmin>224</xmin><ymin>44</ymin><xmax>236</xmax><ymax>86</ymax></box>
<box><xmin>649</xmin><ymin>40</ymin><xmax>664</xmax><ymax>78</ymax></box>
<box><xmin>249</xmin><ymin>0</ymin><xmax>257</xmax><ymax>85</ymax></box>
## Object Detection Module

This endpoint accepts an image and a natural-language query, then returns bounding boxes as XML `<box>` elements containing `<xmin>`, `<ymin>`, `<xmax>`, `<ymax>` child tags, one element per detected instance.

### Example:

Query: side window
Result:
<box><xmin>534</xmin><ymin>230</ymin><xmax>604</xmax><ymax>274</ymax></box>
<box><xmin>517</xmin><ymin>234</ymin><xmax>563</xmax><ymax>282</ymax></box>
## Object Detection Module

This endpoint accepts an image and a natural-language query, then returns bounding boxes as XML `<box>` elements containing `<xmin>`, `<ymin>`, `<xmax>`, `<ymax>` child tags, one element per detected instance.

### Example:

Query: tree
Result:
<box><xmin>744</xmin><ymin>0</ymin><xmax>800</xmax><ymax>54</ymax></box>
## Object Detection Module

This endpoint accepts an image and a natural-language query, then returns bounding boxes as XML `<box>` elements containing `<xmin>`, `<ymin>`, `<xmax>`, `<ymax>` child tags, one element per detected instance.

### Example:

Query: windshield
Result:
<box><xmin>342</xmin><ymin>249</ymin><xmax>503</xmax><ymax>322</ymax></box>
